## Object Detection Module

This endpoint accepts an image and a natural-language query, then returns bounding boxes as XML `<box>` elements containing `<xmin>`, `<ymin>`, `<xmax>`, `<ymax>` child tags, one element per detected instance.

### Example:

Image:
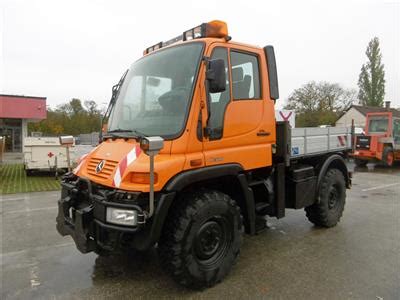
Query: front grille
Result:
<box><xmin>87</xmin><ymin>158</ymin><xmax>118</xmax><ymax>179</ymax></box>
<box><xmin>356</xmin><ymin>136</ymin><xmax>371</xmax><ymax>150</ymax></box>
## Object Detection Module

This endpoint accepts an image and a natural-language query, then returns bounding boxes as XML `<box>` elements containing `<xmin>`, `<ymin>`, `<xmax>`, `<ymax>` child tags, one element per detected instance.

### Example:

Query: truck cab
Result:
<box><xmin>56</xmin><ymin>20</ymin><xmax>351</xmax><ymax>289</ymax></box>
<box><xmin>354</xmin><ymin>111</ymin><xmax>400</xmax><ymax>166</ymax></box>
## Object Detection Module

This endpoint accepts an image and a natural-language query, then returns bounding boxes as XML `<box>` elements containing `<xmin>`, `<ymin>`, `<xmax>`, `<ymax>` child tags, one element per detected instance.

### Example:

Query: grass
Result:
<box><xmin>0</xmin><ymin>164</ymin><xmax>61</xmax><ymax>195</ymax></box>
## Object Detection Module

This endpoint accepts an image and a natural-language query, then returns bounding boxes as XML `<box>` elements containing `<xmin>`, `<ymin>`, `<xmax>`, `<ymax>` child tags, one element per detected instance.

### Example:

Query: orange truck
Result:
<box><xmin>56</xmin><ymin>21</ymin><xmax>353</xmax><ymax>289</ymax></box>
<box><xmin>353</xmin><ymin>111</ymin><xmax>400</xmax><ymax>167</ymax></box>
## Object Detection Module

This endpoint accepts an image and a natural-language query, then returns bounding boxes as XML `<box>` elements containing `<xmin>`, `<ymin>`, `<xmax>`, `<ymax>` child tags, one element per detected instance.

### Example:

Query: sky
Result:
<box><xmin>1</xmin><ymin>0</ymin><xmax>399</xmax><ymax>110</ymax></box>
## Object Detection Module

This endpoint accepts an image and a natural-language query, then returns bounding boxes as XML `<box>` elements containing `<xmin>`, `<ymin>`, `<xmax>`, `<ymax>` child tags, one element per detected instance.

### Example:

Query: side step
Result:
<box><xmin>255</xmin><ymin>202</ymin><xmax>270</xmax><ymax>215</ymax></box>
<box><xmin>255</xmin><ymin>215</ymin><xmax>268</xmax><ymax>233</ymax></box>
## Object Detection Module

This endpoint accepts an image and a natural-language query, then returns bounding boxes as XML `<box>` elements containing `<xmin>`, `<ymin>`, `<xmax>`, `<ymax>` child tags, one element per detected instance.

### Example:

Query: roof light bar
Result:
<box><xmin>144</xmin><ymin>20</ymin><xmax>228</xmax><ymax>55</ymax></box>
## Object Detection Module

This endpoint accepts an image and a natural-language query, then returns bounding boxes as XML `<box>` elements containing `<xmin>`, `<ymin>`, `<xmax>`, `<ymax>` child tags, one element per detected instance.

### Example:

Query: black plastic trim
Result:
<box><xmin>130</xmin><ymin>192</ymin><xmax>176</xmax><ymax>251</ymax></box>
<box><xmin>316</xmin><ymin>154</ymin><xmax>351</xmax><ymax>200</ymax></box>
<box><xmin>275</xmin><ymin>163</ymin><xmax>286</xmax><ymax>218</ymax></box>
<box><xmin>263</xmin><ymin>45</ymin><xmax>279</xmax><ymax>100</ymax></box>
<box><xmin>237</xmin><ymin>173</ymin><xmax>256</xmax><ymax>234</ymax></box>
<box><xmin>94</xmin><ymin>219</ymin><xmax>141</xmax><ymax>233</ymax></box>
<box><xmin>164</xmin><ymin>164</ymin><xmax>244</xmax><ymax>192</ymax></box>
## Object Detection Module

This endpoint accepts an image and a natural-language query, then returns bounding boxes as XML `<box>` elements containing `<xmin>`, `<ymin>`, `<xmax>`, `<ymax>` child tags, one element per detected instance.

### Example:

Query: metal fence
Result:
<box><xmin>77</xmin><ymin>132</ymin><xmax>99</xmax><ymax>145</ymax></box>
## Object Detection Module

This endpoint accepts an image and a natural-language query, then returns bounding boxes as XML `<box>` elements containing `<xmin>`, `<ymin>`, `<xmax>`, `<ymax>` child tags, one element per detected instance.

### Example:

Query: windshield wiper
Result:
<box><xmin>108</xmin><ymin>129</ymin><xmax>133</xmax><ymax>133</ymax></box>
<box><xmin>104</xmin><ymin>129</ymin><xmax>147</xmax><ymax>140</ymax></box>
<box><xmin>99</xmin><ymin>70</ymin><xmax>129</xmax><ymax>140</ymax></box>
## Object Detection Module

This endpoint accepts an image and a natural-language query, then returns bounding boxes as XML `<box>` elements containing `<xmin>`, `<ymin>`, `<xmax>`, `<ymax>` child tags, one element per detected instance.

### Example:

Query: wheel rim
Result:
<box><xmin>194</xmin><ymin>216</ymin><xmax>232</xmax><ymax>267</ymax></box>
<box><xmin>387</xmin><ymin>152</ymin><xmax>394</xmax><ymax>166</ymax></box>
<box><xmin>328</xmin><ymin>184</ymin><xmax>339</xmax><ymax>210</ymax></box>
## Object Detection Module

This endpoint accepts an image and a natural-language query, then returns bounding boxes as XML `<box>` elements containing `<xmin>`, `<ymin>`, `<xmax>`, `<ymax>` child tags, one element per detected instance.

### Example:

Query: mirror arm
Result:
<box><xmin>203</xmin><ymin>78</ymin><xmax>212</xmax><ymax>138</ymax></box>
<box><xmin>202</xmin><ymin>57</ymin><xmax>212</xmax><ymax>138</ymax></box>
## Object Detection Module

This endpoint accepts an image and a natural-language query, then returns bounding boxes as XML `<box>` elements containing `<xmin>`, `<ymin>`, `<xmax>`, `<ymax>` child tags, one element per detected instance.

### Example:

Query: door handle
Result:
<box><xmin>257</xmin><ymin>130</ymin><xmax>270</xmax><ymax>137</ymax></box>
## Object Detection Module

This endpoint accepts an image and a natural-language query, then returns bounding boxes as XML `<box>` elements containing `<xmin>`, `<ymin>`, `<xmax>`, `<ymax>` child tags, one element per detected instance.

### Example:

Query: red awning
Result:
<box><xmin>0</xmin><ymin>94</ymin><xmax>46</xmax><ymax>120</ymax></box>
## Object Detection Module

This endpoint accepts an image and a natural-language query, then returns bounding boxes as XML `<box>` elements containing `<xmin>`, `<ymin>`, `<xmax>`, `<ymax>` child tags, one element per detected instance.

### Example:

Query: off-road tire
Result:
<box><xmin>382</xmin><ymin>147</ymin><xmax>394</xmax><ymax>167</ymax></box>
<box><xmin>158</xmin><ymin>189</ymin><xmax>243</xmax><ymax>289</ymax></box>
<box><xmin>354</xmin><ymin>159</ymin><xmax>368</xmax><ymax>167</ymax></box>
<box><xmin>305</xmin><ymin>168</ymin><xmax>346</xmax><ymax>227</ymax></box>
<box><xmin>94</xmin><ymin>247</ymin><xmax>111</xmax><ymax>257</ymax></box>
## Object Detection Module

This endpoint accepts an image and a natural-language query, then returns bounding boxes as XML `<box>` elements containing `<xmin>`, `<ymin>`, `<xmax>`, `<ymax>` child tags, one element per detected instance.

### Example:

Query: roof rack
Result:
<box><xmin>144</xmin><ymin>20</ymin><xmax>228</xmax><ymax>55</ymax></box>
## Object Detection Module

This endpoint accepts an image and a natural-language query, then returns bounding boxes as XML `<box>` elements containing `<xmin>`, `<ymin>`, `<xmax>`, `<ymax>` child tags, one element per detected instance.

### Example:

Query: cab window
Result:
<box><xmin>393</xmin><ymin>119</ymin><xmax>400</xmax><ymax>144</ymax></box>
<box><xmin>230</xmin><ymin>51</ymin><xmax>260</xmax><ymax>100</ymax></box>
<box><xmin>208</xmin><ymin>47</ymin><xmax>230</xmax><ymax>140</ymax></box>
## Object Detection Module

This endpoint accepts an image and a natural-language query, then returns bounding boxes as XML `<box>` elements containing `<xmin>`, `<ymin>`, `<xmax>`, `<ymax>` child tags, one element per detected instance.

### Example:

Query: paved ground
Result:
<box><xmin>1</xmin><ymin>165</ymin><xmax>399</xmax><ymax>299</ymax></box>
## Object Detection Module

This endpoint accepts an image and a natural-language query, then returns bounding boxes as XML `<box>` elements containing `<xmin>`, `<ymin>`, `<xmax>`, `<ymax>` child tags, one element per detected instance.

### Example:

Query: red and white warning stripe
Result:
<box><xmin>112</xmin><ymin>145</ymin><xmax>142</xmax><ymax>188</ymax></box>
<box><xmin>337</xmin><ymin>135</ymin><xmax>347</xmax><ymax>147</ymax></box>
<box><xmin>73</xmin><ymin>159</ymin><xmax>85</xmax><ymax>175</ymax></box>
<box><xmin>73</xmin><ymin>149</ymin><xmax>95</xmax><ymax>175</ymax></box>
<box><xmin>279</xmin><ymin>111</ymin><xmax>293</xmax><ymax>122</ymax></box>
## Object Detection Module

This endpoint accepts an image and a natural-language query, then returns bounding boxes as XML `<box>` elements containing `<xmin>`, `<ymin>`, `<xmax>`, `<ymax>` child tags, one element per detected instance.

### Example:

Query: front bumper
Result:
<box><xmin>352</xmin><ymin>150</ymin><xmax>377</xmax><ymax>160</ymax></box>
<box><xmin>56</xmin><ymin>174</ymin><xmax>173</xmax><ymax>254</ymax></box>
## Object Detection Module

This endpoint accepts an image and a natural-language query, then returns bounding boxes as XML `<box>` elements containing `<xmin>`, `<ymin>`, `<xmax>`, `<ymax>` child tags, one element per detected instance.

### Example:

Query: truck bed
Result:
<box><xmin>290</xmin><ymin>127</ymin><xmax>351</xmax><ymax>158</ymax></box>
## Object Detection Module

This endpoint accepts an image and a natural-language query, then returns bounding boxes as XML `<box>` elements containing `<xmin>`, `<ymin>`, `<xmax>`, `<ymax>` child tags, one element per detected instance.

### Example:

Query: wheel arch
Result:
<box><xmin>316</xmin><ymin>154</ymin><xmax>351</xmax><ymax>192</ymax></box>
<box><xmin>163</xmin><ymin>164</ymin><xmax>255</xmax><ymax>235</ymax></box>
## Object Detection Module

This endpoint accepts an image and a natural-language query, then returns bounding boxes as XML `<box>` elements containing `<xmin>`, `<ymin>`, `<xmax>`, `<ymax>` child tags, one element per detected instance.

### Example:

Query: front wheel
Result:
<box><xmin>305</xmin><ymin>168</ymin><xmax>346</xmax><ymax>227</ymax></box>
<box><xmin>382</xmin><ymin>147</ymin><xmax>394</xmax><ymax>167</ymax></box>
<box><xmin>158</xmin><ymin>189</ymin><xmax>243</xmax><ymax>289</ymax></box>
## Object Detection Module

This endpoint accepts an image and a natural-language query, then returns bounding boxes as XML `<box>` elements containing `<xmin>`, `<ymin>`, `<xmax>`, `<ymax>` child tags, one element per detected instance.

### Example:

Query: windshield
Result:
<box><xmin>368</xmin><ymin>116</ymin><xmax>389</xmax><ymax>133</ymax></box>
<box><xmin>108</xmin><ymin>43</ymin><xmax>203</xmax><ymax>137</ymax></box>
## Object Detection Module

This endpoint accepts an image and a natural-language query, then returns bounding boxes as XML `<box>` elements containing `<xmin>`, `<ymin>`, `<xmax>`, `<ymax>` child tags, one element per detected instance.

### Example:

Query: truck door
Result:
<box><xmin>393</xmin><ymin>118</ymin><xmax>400</xmax><ymax>150</ymax></box>
<box><xmin>203</xmin><ymin>44</ymin><xmax>275</xmax><ymax>170</ymax></box>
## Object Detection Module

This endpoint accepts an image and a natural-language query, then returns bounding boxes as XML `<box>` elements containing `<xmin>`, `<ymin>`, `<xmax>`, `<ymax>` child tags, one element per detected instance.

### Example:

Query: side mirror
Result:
<box><xmin>206</xmin><ymin>59</ymin><xmax>226</xmax><ymax>93</ymax></box>
<box><xmin>140</xmin><ymin>136</ymin><xmax>164</xmax><ymax>155</ymax></box>
<box><xmin>147</xmin><ymin>77</ymin><xmax>161</xmax><ymax>87</ymax></box>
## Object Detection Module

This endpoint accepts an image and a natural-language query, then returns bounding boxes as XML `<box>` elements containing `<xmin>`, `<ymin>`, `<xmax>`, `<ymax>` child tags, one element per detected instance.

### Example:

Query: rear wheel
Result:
<box><xmin>158</xmin><ymin>189</ymin><xmax>243</xmax><ymax>289</ymax></box>
<box><xmin>382</xmin><ymin>147</ymin><xmax>394</xmax><ymax>167</ymax></box>
<box><xmin>305</xmin><ymin>168</ymin><xmax>346</xmax><ymax>227</ymax></box>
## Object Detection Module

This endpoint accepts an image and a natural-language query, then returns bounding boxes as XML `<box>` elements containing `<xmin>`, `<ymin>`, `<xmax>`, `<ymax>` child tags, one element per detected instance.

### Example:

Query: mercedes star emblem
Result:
<box><xmin>95</xmin><ymin>160</ymin><xmax>106</xmax><ymax>173</ymax></box>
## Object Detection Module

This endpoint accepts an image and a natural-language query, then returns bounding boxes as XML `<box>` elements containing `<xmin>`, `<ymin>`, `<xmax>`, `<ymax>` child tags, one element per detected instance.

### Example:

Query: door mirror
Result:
<box><xmin>206</xmin><ymin>59</ymin><xmax>226</xmax><ymax>93</ymax></box>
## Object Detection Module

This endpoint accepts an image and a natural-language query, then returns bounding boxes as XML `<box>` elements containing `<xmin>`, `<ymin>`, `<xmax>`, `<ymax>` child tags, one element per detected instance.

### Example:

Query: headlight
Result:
<box><xmin>106</xmin><ymin>207</ymin><xmax>138</xmax><ymax>226</ymax></box>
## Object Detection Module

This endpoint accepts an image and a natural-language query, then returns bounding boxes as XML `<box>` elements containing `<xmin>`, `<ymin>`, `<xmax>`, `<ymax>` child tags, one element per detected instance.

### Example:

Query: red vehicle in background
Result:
<box><xmin>353</xmin><ymin>111</ymin><xmax>400</xmax><ymax>167</ymax></box>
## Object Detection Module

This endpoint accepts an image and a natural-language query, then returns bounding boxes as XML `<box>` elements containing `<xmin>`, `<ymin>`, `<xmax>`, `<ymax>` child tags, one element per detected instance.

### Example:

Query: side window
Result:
<box><xmin>230</xmin><ymin>51</ymin><xmax>260</xmax><ymax>100</ymax></box>
<box><xmin>393</xmin><ymin>119</ymin><xmax>400</xmax><ymax>144</ymax></box>
<box><xmin>208</xmin><ymin>47</ymin><xmax>230</xmax><ymax>139</ymax></box>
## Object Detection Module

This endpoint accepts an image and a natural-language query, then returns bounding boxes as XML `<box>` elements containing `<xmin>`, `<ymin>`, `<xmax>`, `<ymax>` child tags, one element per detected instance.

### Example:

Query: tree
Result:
<box><xmin>358</xmin><ymin>37</ymin><xmax>385</xmax><ymax>107</ymax></box>
<box><xmin>284</xmin><ymin>81</ymin><xmax>357</xmax><ymax>127</ymax></box>
<box><xmin>28</xmin><ymin>98</ymin><xmax>103</xmax><ymax>136</ymax></box>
